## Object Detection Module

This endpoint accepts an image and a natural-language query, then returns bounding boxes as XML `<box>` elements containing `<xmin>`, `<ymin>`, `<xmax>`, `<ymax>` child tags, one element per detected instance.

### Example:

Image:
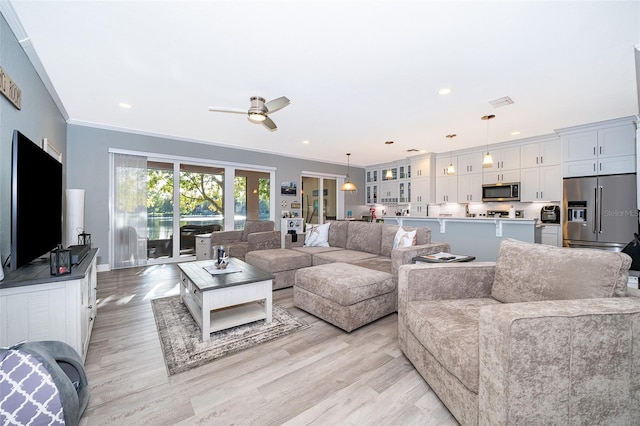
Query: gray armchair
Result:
<box><xmin>209</xmin><ymin>220</ymin><xmax>279</xmax><ymax>261</ymax></box>
<box><xmin>398</xmin><ymin>238</ymin><xmax>640</xmax><ymax>425</ymax></box>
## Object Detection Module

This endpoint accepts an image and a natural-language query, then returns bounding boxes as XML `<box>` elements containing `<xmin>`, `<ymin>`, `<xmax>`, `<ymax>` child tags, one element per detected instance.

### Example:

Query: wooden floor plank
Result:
<box><xmin>79</xmin><ymin>263</ymin><xmax>457</xmax><ymax>425</ymax></box>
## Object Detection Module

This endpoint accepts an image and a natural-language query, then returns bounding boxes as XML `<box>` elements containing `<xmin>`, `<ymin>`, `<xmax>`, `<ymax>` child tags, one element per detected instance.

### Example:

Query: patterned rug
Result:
<box><xmin>150</xmin><ymin>296</ymin><xmax>309</xmax><ymax>375</ymax></box>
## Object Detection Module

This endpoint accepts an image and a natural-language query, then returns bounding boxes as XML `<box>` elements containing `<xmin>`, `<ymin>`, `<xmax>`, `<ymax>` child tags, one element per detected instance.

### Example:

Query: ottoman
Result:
<box><xmin>294</xmin><ymin>262</ymin><xmax>395</xmax><ymax>332</ymax></box>
<box><xmin>245</xmin><ymin>249</ymin><xmax>312</xmax><ymax>290</ymax></box>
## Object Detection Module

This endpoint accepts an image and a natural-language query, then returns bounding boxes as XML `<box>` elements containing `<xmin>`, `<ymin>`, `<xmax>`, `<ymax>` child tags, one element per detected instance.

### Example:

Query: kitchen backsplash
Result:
<box><xmin>375</xmin><ymin>202</ymin><xmax>561</xmax><ymax>220</ymax></box>
<box><xmin>425</xmin><ymin>202</ymin><xmax>560</xmax><ymax>220</ymax></box>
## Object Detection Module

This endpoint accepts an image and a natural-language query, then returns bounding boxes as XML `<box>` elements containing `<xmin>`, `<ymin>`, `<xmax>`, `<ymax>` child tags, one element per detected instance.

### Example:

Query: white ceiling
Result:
<box><xmin>5</xmin><ymin>0</ymin><xmax>640</xmax><ymax>167</ymax></box>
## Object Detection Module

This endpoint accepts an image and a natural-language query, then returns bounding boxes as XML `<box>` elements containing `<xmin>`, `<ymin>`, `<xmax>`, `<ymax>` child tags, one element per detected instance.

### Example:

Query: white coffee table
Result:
<box><xmin>177</xmin><ymin>258</ymin><xmax>274</xmax><ymax>341</ymax></box>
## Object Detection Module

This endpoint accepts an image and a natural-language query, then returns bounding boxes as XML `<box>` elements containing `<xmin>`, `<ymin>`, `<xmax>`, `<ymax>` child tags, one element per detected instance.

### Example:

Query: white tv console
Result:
<box><xmin>0</xmin><ymin>248</ymin><xmax>98</xmax><ymax>362</ymax></box>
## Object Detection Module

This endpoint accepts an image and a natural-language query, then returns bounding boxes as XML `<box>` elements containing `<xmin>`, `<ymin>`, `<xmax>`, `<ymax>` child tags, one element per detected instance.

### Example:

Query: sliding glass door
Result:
<box><xmin>111</xmin><ymin>151</ymin><xmax>274</xmax><ymax>269</ymax></box>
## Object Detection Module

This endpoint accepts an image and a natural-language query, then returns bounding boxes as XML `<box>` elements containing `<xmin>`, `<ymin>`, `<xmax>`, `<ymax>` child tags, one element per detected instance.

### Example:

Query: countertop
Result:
<box><xmin>383</xmin><ymin>216</ymin><xmax>537</xmax><ymax>223</ymax></box>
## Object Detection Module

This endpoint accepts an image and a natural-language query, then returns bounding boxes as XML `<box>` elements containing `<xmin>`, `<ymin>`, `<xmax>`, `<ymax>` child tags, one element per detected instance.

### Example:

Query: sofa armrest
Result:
<box><xmin>398</xmin><ymin>262</ymin><xmax>496</xmax><ymax>306</ymax></box>
<box><xmin>283</xmin><ymin>232</ymin><xmax>305</xmax><ymax>249</ymax></box>
<box><xmin>210</xmin><ymin>230</ymin><xmax>242</xmax><ymax>244</ymax></box>
<box><xmin>247</xmin><ymin>230</ymin><xmax>281</xmax><ymax>251</ymax></box>
<box><xmin>479</xmin><ymin>297</ymin><xmax>640</xmax><ymax>425</ymax></box>
<box><xmin>391</xmin><ymin>241</ymin><xmax>450</xmax><ymax>278</ymax></box>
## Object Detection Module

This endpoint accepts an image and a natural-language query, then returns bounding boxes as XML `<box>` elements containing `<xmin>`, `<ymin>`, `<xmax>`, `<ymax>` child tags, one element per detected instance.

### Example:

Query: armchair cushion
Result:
<box><xmin>406</xmin><ymin>298</ymin><xmax>500</xmax><ymax>393</ymax></box>
<box><xmin>491</xmin><ymin>238</ymin><xmax>631</xmax><ymax>303</ymax></box>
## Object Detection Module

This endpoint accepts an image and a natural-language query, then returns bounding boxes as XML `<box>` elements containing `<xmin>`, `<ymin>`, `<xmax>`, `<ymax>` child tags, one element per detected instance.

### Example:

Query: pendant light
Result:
<box><xmin>446</xmin><ymin>134</ymin><xmax>456</xmax><ymax>175</ymax></box>
<box><xmin>384</xmin><ymin>141</ymin><xmax>394</xmax><ymax>179</ymax></box>
<box><xmin>340</xmin><ymin>153</ymin><xmax>357</xmax><ymax>191</ymax></box>
<box><xmin>482</xmin><ymin>114</ymin><xmax>495</xmax><ymax>168</ymax></box>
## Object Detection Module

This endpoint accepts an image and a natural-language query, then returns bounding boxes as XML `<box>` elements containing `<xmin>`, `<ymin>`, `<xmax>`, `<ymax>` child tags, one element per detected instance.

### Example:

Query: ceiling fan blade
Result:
<box><xmin>262</xmin><ymin>116</ymin><xmax>277</xmax><ymax>131</ymax></box>
<box><xmin>264</xmin><ymin>96</ymin><xmax>290</xmax><ymax>114</ymax></box>
<box><xmin>208</xmin><ymin>106</ymin><xmax>246</xmax><ymax>114</ymax></box>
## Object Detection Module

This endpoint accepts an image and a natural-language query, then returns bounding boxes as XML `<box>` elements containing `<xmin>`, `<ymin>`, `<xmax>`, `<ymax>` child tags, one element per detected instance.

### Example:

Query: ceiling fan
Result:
<box><xmin>208</xmin><ymin>96</ymin><xmax>290</xmax><ymax>131</ymax></box>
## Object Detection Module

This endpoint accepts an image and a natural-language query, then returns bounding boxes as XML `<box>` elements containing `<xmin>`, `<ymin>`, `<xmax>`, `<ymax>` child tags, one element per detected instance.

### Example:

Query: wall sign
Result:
<box><xmin>0</xmin><ymin>66</ymin><xmax>22</xmax><ymax>110</ymax></box>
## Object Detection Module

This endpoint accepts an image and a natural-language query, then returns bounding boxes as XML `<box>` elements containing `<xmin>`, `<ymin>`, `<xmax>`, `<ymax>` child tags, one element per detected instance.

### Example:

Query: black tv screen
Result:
<box><xmin>11</xmin><ymin>130</ymin><xmax>63</xmax><ymax>271</ymax></box>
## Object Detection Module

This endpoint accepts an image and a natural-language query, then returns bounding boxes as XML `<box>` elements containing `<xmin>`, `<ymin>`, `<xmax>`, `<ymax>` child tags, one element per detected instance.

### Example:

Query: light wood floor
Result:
<box><xmin>80</xmin><ymin>263</ymin><xmax>458</xmax><ymax>425</ymax></box>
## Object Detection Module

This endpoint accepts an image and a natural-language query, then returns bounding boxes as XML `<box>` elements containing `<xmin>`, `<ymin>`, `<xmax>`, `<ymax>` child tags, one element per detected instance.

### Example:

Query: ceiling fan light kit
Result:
<box><xmin>209</xmin><ymin>95</ymin><xmax>290</xmax><ymax>131</ymax></box>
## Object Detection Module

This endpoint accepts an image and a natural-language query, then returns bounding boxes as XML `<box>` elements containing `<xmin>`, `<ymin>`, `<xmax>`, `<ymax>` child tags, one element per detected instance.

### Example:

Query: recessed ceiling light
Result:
<box><xmin>302</xmin><ymin>140</ymin><xmax>310</xmax><ymax>144</ymax></box>
<box><xmin>119</xmin><ymin>102</ymin><xmax>132</xmax><ymax>109</ymax></box>
<box><xmin>511</xmin><ymin>131</ymin><xmax>521</xmax><ymax>136</ymax></box>
<box><xmin>438</xmin><ymin>88</ymin><xmax>452</xmax><ymax>95</ymax></box>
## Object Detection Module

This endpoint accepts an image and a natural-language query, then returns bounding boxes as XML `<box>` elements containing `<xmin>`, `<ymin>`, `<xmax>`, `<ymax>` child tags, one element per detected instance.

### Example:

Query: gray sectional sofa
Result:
<box><xmin>245</xmin><ymin>220</ymin><xmax>449</xmax><ymax>331</ymax></box>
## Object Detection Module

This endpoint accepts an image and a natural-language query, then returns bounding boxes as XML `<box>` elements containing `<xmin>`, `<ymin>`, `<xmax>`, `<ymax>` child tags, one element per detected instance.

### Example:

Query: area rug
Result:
<box><xmin>151</xmin><ymin>295</ymin><xmax>309</xmax><ymax>375</ymax></box>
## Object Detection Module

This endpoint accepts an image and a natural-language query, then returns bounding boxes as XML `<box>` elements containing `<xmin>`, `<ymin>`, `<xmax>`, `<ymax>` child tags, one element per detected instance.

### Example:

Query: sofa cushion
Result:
<box><xmin>328</xmin><ymin>220</ymin><xmax>349</xmax><ymax>248</ymax></box>
<box><xmin>312</xmin><ymin>249</ymin><xmax>379</xmax><ymax>266</ymax></box>
<box><xmin>291</xmin><ymin>246</ymin><xmax>343</xmax><ymax>258</ymax></box>
<box><xmin>393</xmin><ymin>227</ymin><xmax>417</xmax><ymax>249</ymax></box>
<box><xmin>305</xmin><ymin>223</ymin><xmax>330</xmax><ymax>247</ymax></box>
<box><xmin>245</xmin><ymin>248</ymin><xmax>312</xmax><ymax>273</ymax></box>
<box><xmin>405</xmin><ymin>298</ymin><xmax>501</xmax><ymax>393</ymax></box>
<box><xmin>380</xmin><ymin>225</ymin><xmax>430</xmax><ymax>257</ymax></box>
<box><xmin>295</xmin><ymin>262</ymin><xmax>394</xmax><ymax>305</ymax></box>
<box><xmin>351</xmin><ymin>256</ymin><xmax>392</xmax><ymax>275</ymax></box>
<box><xmin>492</xmin><ymin>239</ymin><xmax>631</xmax><ymax>303</ymax></box>
<box><xmin>241</xmin><ymin>220</ymin><xmax>275</xmax><ymax>242</ymax></box>
<box><xmin>346</xmin><ymin>221</ymin><xmax>382</xmax><ymax>255</ymax></box>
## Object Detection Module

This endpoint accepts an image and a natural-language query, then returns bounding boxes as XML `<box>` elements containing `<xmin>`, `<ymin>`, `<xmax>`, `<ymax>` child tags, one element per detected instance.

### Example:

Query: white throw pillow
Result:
<box><xmin>393</xmin><ymin>227</ymin><xmax>417</xmax><ymax>249</ymax></box>
<box><xmin>304</xmin><ymin>223</ymin><xmax>330</xmax><ymax>247</ymax></box>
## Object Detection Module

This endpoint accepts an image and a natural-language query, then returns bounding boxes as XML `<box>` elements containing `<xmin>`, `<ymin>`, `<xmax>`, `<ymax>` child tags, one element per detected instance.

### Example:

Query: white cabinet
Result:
<box><xmin>436</xmin><ymin>176</ymin><xmax>458</xmax><ymax>203</ymax></box>
<box><xmin>457</xmin><ymin>151</ymin><xmax>484</xmax><ymax>175</ymax></box>
<box><xmin>483</xmin><ymin>168</ymin><xmax>520</xmax><ymax>185</ymax></box>
<box><xmin>365</xmin><ymin>167</ymin><xmax>379</xmax><ymax>184</ymax></box>
<box><xmin>457</xmin><ymin>174</ymin><xmax>482</xmax><ymax>203</ymax></box>
<box><xmin>366</xmin><ymin>184</ymin><xmax>378</xmax><ymax>204</ymax></box>
<box><xmin>540</xmin><ymin>225</ymin><xmax>561</xmax><ymax>247</ymax></box>
<box><xmin>561</xmin><ymin>122</ymin><xmax>636</xmax><ymax>177</ymax></box>
<box><xmin>410</xmin><ymin>154</ymin><xmax>435</xmax><ymax>215</ymax></box>
<box><xmin>365</xmin><ymin>166</ymin><xmax>380</xmax><ymax>204</ymax></box>
<box><xmin>435</xmin><ymin>156</ymin><xmax>457</xmax><ymax>177</ymax></box>
<box><xmin>483</xmin><ymin>146</ymin><xmax>521</xmax><ymax>184</ymax></box>
<box><xmin>410</xmin><ymin>177</ymin><xmax>434</xmax><ymax>216</ymax></box>
<box><xmin>410</xmin><ymin>203</ymin><xmax>429</xmax><ymax>217</ymax></box>
<box><xmin>411</xmin><ymin>154</ymin><xmax>434</xmax><ymax>178</ymax></box>
<box><xmin>0</xmin><ymin>249</ymin><xmax>98</xmax><ymax>362</ymax></box>
<box><xmin>521</xmin><ymin>165</ymin><xmax>562</xmax><ymax>202</ymax></box>
<box><xmin>521</xmin><ymin>139</ymin><xmax>561</xmax><ymax>168</ymax></box>
<box><xmin>379</xmin><ymin>180</ymin><xmax>399</xmax><ymax>204</ymax></box>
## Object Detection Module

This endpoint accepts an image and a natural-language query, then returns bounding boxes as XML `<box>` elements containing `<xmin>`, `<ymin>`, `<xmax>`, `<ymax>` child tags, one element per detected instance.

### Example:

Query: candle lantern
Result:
<box><xmin>78</xmin><ymin>232</ymin><xmax>91</xmax><ymax>247</ymax></box>
<box><xmin>50</xmin><ymin>245</ymin><xmax>72</xmax><ymax>276</ymax></box>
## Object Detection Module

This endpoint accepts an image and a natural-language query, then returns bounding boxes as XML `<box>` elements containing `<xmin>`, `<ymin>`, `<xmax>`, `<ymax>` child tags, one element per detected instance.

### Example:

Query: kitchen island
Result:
<box><xmin>384</xmin><ymin>216</ymin><xmax>538</xmax><ymax>261</ymax></box>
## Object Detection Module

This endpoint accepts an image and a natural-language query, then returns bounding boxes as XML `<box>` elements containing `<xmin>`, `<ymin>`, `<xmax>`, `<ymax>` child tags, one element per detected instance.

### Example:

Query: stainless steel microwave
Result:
<box><xmin>482</xmin><ymin>182</ymin><xmax>520</xmax><ymax>202</ymax></box>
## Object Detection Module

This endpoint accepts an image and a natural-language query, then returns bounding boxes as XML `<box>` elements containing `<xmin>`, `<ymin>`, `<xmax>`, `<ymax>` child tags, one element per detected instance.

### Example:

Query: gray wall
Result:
<box><xmin>67</xmin><ymin>124</ymin><xmax>365</xmax><ymax>266</ymax></box>
<box><xmin>0</xmin><ymin>12</ymin><xmax>67</xmax><ymax>271</ymax></box>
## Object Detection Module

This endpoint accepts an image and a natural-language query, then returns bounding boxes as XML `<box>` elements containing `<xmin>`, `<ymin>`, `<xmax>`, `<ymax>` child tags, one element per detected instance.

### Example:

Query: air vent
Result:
<box><xmin>489</xmin><ymin>96</ymin><xmax>514</xmax><ymax>108</ymax></box>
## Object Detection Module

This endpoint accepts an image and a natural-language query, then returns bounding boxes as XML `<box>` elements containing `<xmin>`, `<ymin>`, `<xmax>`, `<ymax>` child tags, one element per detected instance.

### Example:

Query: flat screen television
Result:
<box><xmin>11</xmin><ymin>130</ymin><xmax>63</xmax><ymax>271</ymax></box>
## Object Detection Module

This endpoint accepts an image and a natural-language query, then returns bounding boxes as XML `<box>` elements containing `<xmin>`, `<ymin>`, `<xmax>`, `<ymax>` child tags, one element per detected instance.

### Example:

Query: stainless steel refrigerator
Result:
<box><xmin>563</xmin><ymin>173</ymin><xmax>638</xmax><ymax>251</ymax></box>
